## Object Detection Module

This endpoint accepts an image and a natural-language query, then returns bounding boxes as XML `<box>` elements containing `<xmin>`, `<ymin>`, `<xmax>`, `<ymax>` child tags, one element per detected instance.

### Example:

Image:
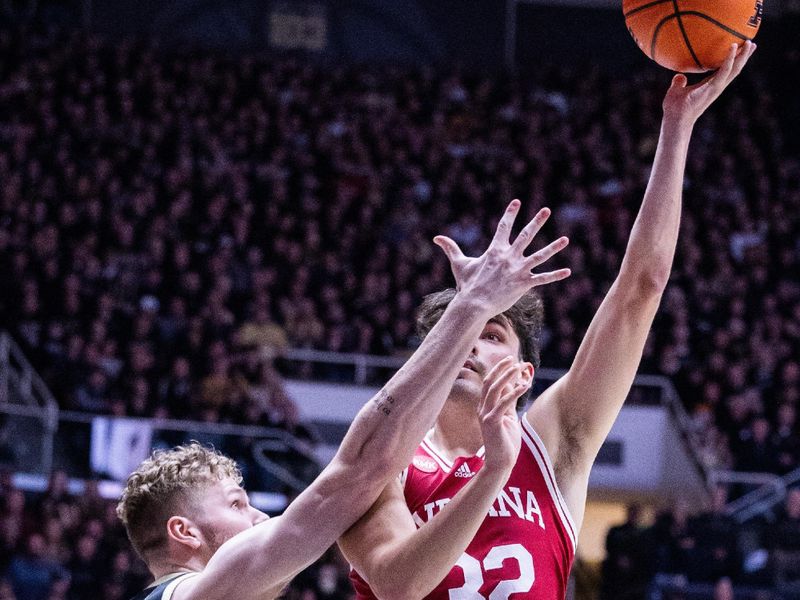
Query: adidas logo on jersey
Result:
<box><xmin>454</xmin><ymin>463</ymin><xmax>474</xmax><ymax>478</ymax></box>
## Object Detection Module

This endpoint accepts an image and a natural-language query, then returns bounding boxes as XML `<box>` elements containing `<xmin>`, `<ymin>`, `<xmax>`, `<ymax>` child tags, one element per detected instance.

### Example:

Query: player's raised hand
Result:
<box><xmin>477</xmin><ymin>356</ymin><xmax>529</xmax><ymax>473</ymax></box>
<box><xmin>433</xmin><ymin>200</ymin><xmax>570</xmax><ymax>316</ymax></box>
<box><xmin>663</xmin><ymin>40</ymin><xmax>756</xmax><ymax>126</ymax></box>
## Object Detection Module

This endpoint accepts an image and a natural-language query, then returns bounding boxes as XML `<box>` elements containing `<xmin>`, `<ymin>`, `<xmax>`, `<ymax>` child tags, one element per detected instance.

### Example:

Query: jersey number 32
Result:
<box><xmin>448</xmin><ymin>544</ymin><xmax>534</xmax><ymax>600</ymax></box>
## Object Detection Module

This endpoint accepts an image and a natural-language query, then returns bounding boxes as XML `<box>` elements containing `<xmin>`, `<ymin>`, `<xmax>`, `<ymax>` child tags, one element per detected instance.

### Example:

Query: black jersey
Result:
<box><xmin>129</xmin><ymin>573</ymin><xmax>196</xmax><ymax>600</ymax></box>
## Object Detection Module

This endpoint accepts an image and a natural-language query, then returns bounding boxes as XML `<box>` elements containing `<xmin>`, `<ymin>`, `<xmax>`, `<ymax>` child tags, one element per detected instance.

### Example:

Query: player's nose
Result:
<box><xmin>251</xmin><ymin>506</ymin><xmax>269</xmax><ymax>525</ymax></box>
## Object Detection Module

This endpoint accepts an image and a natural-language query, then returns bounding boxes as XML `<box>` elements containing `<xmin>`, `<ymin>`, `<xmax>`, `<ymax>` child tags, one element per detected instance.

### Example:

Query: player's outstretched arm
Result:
<box><xmin>339</xmin><ymin>358</ymin><xmax>529</xmax><ymax>600</ymax></box>
<box><xmin>526</xmin><ymin>42</ymin><xmax>756</xmax><ymax>529</ymax></box>
<box><xmin>176</xmin><ymin>202</ymin><xmax>569</xmax><ymax>600</ymax></box>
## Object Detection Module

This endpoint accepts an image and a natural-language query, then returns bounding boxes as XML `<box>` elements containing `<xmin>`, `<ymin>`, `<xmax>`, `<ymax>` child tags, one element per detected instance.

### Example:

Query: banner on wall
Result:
<box><xmin>90</xmin><ymin>417</ymin><xmax>153</xmax><ymax>481</ymax></box>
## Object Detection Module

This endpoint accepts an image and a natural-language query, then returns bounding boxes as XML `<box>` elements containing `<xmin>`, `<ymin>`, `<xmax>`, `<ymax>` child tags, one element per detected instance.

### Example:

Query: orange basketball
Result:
<box><xmin>623</xmin><ymin>0</ymin><xmax>763</xmax><ymax>72</ymax></box>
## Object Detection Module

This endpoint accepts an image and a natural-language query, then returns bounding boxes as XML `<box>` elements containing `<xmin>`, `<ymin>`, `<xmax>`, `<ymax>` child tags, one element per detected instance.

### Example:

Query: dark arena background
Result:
<box><xmin>1</xmin><ymin>0</ymin><xmax>800</xmax><ymax>598</ymax></box>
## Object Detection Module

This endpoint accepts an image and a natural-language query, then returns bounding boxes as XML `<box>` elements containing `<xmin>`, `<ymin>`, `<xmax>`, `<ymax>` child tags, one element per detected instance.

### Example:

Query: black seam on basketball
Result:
<box><xmin>671</xmin><ymin>0</ymin><xmax>704</xmax><ymax>69</ymax></box>
<box><xmin>676</xmin><ymin>11</ymin><xmax>750</xmax><ymax>40</ymax></box>
<box><xmin>623</xmin><ymin>0</ymin><xmax>673</xmax><ymax>19</ymax></box>
<box><xmin>650</xmin><ymin>14</ymin><xmax>676</xmax><ymax>62</ymax></box>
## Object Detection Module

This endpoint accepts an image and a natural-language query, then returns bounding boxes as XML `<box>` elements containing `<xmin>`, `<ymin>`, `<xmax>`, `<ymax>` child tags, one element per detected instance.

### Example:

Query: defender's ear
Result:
<box><xmin>166</xmin><ymin>516</ymin><xmax>203</xmax><ymax>550</ymax></box>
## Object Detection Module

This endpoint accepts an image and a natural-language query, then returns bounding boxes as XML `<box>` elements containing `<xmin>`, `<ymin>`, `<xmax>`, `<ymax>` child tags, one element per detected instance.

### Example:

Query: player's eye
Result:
<box><xmin>231</xmin><ymin>501</ymin><xmax>240</xmax><ymax>509</ymax></box>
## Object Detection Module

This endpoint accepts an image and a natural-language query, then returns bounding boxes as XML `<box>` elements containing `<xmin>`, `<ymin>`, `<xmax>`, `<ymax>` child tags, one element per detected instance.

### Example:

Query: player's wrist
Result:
<box><xmin>660</xmin><ymin>113</ymin><xmax>696</xmax><ymax>140</ymax></box>
<box><xmin>447</xmin><ymin>292</ymin><xmax>496</xmax><ymax>321</ymax></box>
<box><xmin>481</xmin><ymin>454</ymin><xmax>516</xmax><ymax>478</ymax></box>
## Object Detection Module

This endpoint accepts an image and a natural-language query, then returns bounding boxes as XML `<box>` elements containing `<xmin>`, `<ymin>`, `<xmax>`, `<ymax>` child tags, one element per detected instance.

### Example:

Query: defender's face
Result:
<box><xmin>451</xmin><ymin>316</ymin><xmax>528</xmax><ymax>401</ymax></box>
<box><xmin>194</xmin><ymin>478</ymin><xmax>268</xmax><ymax>555</ymax></box>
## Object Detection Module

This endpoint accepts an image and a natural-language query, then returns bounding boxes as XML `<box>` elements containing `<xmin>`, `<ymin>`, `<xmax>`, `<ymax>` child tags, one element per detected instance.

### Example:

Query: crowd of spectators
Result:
<box><xmin>0</xmin><ymin>16</ymin><xmax>799</xmax><ymax>600</ymax></box>
<box><xmin>602</xmin><ymin>486</ymin><xmax>800</xmax><ymax>599</ymax></box>
<box><xmin>2</xmin><ymin>26</ymin><xmax>799</xmax><ymax>478</ymax></box>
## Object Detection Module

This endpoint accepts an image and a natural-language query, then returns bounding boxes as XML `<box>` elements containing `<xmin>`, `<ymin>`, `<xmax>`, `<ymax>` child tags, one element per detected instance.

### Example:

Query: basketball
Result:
<box><xmin>623</xmin><ymin>0</ymin><xmax>763</xmax><ymax>72</ymax></box>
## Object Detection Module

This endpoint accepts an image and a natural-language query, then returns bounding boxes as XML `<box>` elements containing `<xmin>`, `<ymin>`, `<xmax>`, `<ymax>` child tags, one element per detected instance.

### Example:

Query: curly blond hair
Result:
<box><xmin>116</xmin><ymin>442</ymin><xmax>242</xmax><ymax>562</ymax></box>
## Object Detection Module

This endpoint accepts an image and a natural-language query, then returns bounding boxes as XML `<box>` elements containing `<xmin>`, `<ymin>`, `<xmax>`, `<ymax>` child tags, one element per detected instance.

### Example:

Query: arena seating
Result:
<box><xmin>1</xmin><ymin>19</ymin><xmax>799</xmax><ymax>599</ymax></box>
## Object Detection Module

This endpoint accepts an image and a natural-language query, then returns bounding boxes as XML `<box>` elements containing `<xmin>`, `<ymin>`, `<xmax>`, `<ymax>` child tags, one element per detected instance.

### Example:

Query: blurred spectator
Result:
<box><xmin>235</xmin><ymin>304</ymin><xmax>289</xmax><ymax>359</ymax></box>
<box><xmin>735</xmin><ymin>416</ymin><xmax>779</xmax><ymax>475</ymax></box>
<box><xmin>685</xmin><ymin>485</ymin><xmax>740</xmax><ymax>583</ymax></box>
<box><xmin>601</xmin><ymin>504</ymin><xmax>653</xmax><ymax>600</ymax></box>
<box><xmin>5</xmin><ymin>533</ymin><xmax>68</xmax><ymax>600</ymax></box>
<box><xmin>712</xmin><ymin>577</ymin><xmax>734</xmax><ymax>600</ymax></box>
<box><xmin>772</xmin><ymin>487</ymin><xmax>800</xmax><ymax>587</ymax></box>
<box><xmin>773</xmin><ymin>404</ymin><xmax>800</xmax><ymax>475</ymax></box>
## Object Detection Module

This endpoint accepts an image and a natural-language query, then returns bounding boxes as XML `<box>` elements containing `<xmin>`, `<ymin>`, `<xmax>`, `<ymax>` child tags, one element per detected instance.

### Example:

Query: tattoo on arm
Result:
<box><xmin>374</xmin><ymin>390</ymin><xmax>396</xmax><ymax>416</ymax></box>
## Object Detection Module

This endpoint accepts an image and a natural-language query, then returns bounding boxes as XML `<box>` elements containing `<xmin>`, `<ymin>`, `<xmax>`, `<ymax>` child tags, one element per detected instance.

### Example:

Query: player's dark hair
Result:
<box><xmin>415</xmin><ymin>288</ymin><xmax>544</xmax><ymax>408</ymax></box>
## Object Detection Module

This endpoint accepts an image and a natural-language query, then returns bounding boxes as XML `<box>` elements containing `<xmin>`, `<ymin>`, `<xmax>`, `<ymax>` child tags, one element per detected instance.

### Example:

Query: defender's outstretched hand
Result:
<box><xmin>478</xmin><ymin>356</ymin><xmax>529</xmax><ymax>473</ymax></box>
<box><xmin>663</xmin><ymin>40</ymin><xmax>756</xmax><ymax>126</ymax></box>
<box><xmin>433</xmin><ymin>201</ymin><xmax>570</xmax><ymax>315</ymax></box>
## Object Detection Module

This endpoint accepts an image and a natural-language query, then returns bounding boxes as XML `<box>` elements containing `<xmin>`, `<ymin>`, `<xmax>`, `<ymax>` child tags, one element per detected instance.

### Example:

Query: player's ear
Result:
<box><xmin>519</xmin><ymin>362</ymin><xmax>534</xmax><ymax>386</ymax></box>
<box><xmin>166</xmin><ymin>515</ymin><xmax>203</xmax><ymax>550</ymax></box>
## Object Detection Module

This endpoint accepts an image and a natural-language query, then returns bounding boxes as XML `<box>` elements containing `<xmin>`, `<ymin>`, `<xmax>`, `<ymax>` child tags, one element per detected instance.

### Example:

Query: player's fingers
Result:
<box><xmin>511</xmin><ymin>207</ymin><xmax>551</xmax><ymax>254</ymax></box>
<box><xmin>433</xmin><ymin>235</ymin><xmax>466</xmax><ymax>264</ymax></box>
<box><xmin>695</xmin><ymin>44</ymin><xmax>736</xmax><ymax>95</ymax></box>
<box><xmin>713</xmin><ymin>43</ymin><xmax>738</xmax><ymax>86</ymax></box>
<box><xmin>484</xmin><ymin>366</ymin><xmax>524</xmax><ymax>416</ymax></box>
<box><xmin>483</xmin><ymin>361</ymin><xmax>521</xmax><ymax>406</ymax></box>
<box><xmin>670</xmin><ymin>73</ymin><xmax>688</xmax><ymax>89</ymax></box>
<box><xmin>529</xmin><ymin>268</ymin><xmax>571</xmax><ymax>288</ymax></box>
<box><xmin>500</xmin><ymin>380</ymin><xmax>531</xmax><ymax>413</ymax></box>
<box><xmin>487</xmin><ymin>377</ymin><xmax>531</xmax><ymax>422</ymax></box>
<box><xmin>490</xmin><ymin>199</ymin><xmax>522</xmax><ymax>247</ymax></box>
<box><xmin>731</xmin><ymin>40</ymin><xmax>756</xmax><ymax>78</ymax></box>
<box><xmin>525</xmin><ymin>236</ymin><xmax>569</xmax><ymax>268</ymax></box>
<box><xmin>482</xmin><ymin>357</ymin><xmax>515</xmax><ymax>393</ymax></box>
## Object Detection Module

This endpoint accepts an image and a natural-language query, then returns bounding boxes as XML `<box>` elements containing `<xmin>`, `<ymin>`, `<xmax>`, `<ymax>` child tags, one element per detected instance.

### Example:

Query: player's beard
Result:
<box><xmin>449</xmin><ymin>359</ymin><xmax>486</xmax><ymax>404</ymax></box>
<box><xmin>198</xmin><ymin>521</ymin><xmax>241</xmax><ymax>556</ymax></box>
<box><xmin>449</xmin><ymin>378</ymin><xmax>481</xmax><ymax>404</ymax></box>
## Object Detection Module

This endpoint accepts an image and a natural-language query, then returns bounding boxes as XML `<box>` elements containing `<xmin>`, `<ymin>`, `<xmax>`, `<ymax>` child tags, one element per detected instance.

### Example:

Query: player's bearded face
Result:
<box><xmin>198</xmin><ymin>520</ymin><xmax>241</xmax><ymax>555</ymax></box>
<box><xmin>451</xmin><ymin>318</ymin><xmax>524</xmax><ymax>403</ymax></box>
<box><xmin>451</xmin><ymin>355</ymin><xmax>488</xmax><ymax>402</ymax></box>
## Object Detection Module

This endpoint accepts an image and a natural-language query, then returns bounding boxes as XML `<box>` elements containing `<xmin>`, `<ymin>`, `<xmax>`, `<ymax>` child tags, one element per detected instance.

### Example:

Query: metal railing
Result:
<box><xmin>280</xmin><ymin>346</ymin><xmax>711</xmax><ymax>492</ymax></box>
<box><xmin>0</xmin><ymin>403</ymin><xmax>322</xmax><ymax>494</ymax></box>
<box><xmin>0</xmin><ymin>332</ymin><xmax>59</xmax><ymax>474</ymax></box>
<box><xmin>713</xmin><ymin>465</ymin><xmax>800</xmax><ymax>523</ymax></box>
<box><xmin>282</xmin><ymin>347</ymin><xmax>407</xmax><ymax>385</ymax></box>
<box><xmin>0</xmin><ymin>331</ymin><xmax>321</xmax><ymax>494</ymax></box>
<box><xmin>2</xmin><ymin>332</ymin><xmax>717</xmax><ymax>502</ymax></box>
<box><xmin>282</xmin><ymin>347</ymin><xmax>669</xmax><ymax>403</ymax></box>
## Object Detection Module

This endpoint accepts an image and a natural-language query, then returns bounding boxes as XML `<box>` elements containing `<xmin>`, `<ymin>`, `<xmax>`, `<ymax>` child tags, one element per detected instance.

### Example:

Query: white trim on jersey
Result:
<box><xmin>421</xmin><ymin>431</ymin><xmax>486</xmax><ymax>473</ymax></box>
<box><xmin>162</xmin><ymin>572</ymin><xmax>198</xmax><ymax>600</ymax></box>
<box><xmin>420</xmin><ymin>438</ymin><xmax>453</xmax><ymax>472</ymax></box>
<box><xmin>520</xmin><ymin>417</ymin><xmax>578</xmax><ymax>553</ymax></box>
<box><xmin>399</xmin><ymin>466</ymin><xmax>409</xmax><ymax>490</ymax></box>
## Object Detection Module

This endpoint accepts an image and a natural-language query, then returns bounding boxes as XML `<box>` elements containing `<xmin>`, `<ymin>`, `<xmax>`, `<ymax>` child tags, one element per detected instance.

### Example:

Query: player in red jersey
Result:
<box><xmin>340</xmin><ymin>42</ymin><xmax>756</xmax><ymax>600</ymax></box>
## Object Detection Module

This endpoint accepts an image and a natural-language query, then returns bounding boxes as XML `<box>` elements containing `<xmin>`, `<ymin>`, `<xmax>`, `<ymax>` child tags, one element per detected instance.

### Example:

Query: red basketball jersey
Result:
<box><xmin>350</xmin><ymin>418</ymin><xmax>577</xmax><ymax>600</ymax></box>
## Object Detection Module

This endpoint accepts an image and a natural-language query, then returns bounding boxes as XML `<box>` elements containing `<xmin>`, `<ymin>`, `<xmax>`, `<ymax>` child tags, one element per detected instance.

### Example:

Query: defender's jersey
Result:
<box><xmin>350</xmin><ymin>418</ymin><xmax>577</xmax><ymax>600</ymax></box>
<box><xmin>129</xmin><ymin>573</ymin><xmax>197</xmax><ymax>600</ymax></box>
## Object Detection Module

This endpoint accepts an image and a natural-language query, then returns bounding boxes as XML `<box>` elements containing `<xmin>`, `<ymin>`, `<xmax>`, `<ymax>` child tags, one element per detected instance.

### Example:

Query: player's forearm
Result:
<box><xmin>368</xmin><ymin>467</ymin><xmax>511</xmax><ymax>600</ymax></box>
<box><xmin>335</xmin><ymin>293</ymin><xmax>492</xmax><ymax>476</ymax></box>
<box><xmin>620</xmin><ymin>118</ymin><xmax>691</xmax><ymax>292</ymax></box>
